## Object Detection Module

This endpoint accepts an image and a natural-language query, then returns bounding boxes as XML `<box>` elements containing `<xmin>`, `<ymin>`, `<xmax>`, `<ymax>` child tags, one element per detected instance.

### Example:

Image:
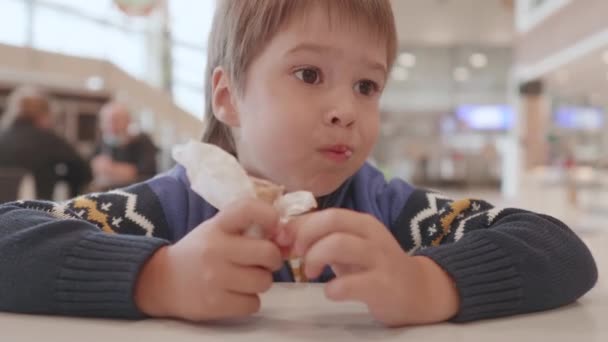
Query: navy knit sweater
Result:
<box><xmin>0</xmin><ymin>163</ymin><xmax>598</xmax><ymax>322</ymax></box>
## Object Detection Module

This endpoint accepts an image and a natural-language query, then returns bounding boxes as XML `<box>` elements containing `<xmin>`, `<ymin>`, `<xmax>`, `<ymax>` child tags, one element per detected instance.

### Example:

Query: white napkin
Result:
<box><xmin>172</xmin><ymin>140</ymin><xmax>317</xmax><ymax>237</ymax></box>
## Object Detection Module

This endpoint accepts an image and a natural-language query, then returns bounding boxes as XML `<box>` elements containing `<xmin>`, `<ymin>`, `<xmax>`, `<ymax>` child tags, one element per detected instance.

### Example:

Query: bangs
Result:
<box><xmin>276</xmin><ymin>0</ymin><xmax>397</xmax><ymax>68</ymax></box>
<box><xmin>224</xmin><ymin>0</ymin><xmax>397</xmax><ymax>88</ymax></box>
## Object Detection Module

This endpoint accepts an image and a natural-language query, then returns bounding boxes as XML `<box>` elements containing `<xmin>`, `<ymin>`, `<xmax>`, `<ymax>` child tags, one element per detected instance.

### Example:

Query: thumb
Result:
<box><xmin>275</xmin><ymin>217</ymin><xmax>301</xmax><ymax>246</ymax></box>
<box><xmin>271</xmin><ymin>219</ymin><xmax>297</xmax><ymax>259</ymax></box>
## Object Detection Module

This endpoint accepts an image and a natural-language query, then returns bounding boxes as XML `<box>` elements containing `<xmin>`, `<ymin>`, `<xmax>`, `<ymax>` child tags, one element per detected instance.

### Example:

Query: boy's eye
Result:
<box><xmin>355</xmin><ymin>80</ymin><xmax>379</xmax><ymax>96</ymax></box>
<box><xmin>294</xmin><ymin>68</ymin><xmax>321</xmax><ymax>85</ymax></box>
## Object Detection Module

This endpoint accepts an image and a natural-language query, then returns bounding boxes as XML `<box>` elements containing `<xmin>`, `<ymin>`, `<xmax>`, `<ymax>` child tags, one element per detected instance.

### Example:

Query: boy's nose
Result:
<box><xmin>324</xmin><ymin>108</ymin><xmax>356</xmax><ymax>128</ymax></box>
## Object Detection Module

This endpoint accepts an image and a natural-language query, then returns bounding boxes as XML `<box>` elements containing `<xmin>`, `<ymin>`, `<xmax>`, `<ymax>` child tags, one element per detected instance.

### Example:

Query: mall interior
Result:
<box><xmin>1</xmin><ymin>0</ymin><xmax>607</xmax><ymax>235</ymax></box>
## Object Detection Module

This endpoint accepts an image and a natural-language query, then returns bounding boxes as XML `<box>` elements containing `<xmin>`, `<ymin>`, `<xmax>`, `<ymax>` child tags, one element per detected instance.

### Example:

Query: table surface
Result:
<box><xmin>2</xmin><ymin>233</ymin><xmax>606</xmax><ymax>342</ymax></box>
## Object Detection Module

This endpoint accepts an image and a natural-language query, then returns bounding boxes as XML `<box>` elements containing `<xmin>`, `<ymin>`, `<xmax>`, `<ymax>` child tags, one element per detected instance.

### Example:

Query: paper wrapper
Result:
<box><xmin>172</xmin><ymin>140</ymin><xmax>315</xmax><ymax>282</ymax></box>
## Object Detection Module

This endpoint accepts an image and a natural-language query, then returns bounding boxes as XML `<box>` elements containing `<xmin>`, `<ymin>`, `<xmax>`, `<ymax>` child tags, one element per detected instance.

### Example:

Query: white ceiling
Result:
<box><xmin>544</xmin><ymin>46</ymin><xmax>608</xmax><ymax>107</ymax></box>
<box><xmin>379</xmin><ymin>1</ymin><xmax>516</xmax><ymax>113</ymax></box>
<box><xmin>381</xmin><ymin>46</ymin><xmax>512</xmax><ymax>112</ymax></box>
<box><xmin>391</xmin><ymin>0</ymin><xmax>515</xmax><ymax>46</ymax></box>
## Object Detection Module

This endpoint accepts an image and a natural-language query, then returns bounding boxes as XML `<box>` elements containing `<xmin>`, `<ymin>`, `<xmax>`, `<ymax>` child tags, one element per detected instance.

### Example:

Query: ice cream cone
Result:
<box><xmin>250</xmin><ymin>176</ymin><xmax>306</xmax><ymax>282</ymax></box>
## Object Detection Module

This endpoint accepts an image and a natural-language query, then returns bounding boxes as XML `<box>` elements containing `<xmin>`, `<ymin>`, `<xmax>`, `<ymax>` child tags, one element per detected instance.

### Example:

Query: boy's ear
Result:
<box><xmin>211</xmin><ymin>66</ymin><xmax>240</xmax><ymax>127</ymax></box>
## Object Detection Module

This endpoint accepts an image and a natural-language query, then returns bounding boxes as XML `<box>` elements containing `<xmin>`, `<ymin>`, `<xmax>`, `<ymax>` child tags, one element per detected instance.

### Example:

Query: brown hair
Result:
<box><xmin>202</xmin><ymin>0</ymin><xmax>398</xmax><ymax>155</ymax></box>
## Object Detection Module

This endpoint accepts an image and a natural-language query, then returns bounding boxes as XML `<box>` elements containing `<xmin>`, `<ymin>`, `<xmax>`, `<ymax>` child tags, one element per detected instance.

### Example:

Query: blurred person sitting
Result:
<box><xmin>91</xmin><ymin>101</ymin><xmax>157</xmax><ymax>190</ymax></box>
<box><xmin>0</xmin><ymin>86</ymin><xmax>92</xmax><ymax>200</ymax></box>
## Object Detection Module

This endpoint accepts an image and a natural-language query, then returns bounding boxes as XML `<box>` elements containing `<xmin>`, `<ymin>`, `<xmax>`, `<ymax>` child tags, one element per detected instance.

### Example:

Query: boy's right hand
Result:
<box><xmin>134</xmin><ymin>199</ymin><xmax>283</xmax><ymax>321</ymax></box>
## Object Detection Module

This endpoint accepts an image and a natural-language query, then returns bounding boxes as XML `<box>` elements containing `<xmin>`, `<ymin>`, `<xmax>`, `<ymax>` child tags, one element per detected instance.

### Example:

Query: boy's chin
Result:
<box><xmin>304</xmin><ymin>177</ymin><xmax>348</xmax><ymax>198</ymax></box>
<box><xmin>267</xmin><ymin>169</ymin><xmax>353</xmax><ymax>198</ymax></box>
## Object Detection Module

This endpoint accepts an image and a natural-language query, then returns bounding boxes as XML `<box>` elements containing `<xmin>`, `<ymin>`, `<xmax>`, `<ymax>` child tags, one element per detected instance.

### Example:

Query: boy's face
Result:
<box><xmin>232</xmin><ymin>6</ymin><xmax>388</xmax><ymax>196</ymax></box>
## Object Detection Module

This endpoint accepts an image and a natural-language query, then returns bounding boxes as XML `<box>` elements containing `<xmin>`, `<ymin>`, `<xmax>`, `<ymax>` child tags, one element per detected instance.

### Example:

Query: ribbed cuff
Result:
<box><xmin>415</xmin><ymin>234</ymin><xmax>524</xmax><ymax>322</ymax></box>
<box><xmin>53</xmin><ymin>232</ymin><xmax>169</xmax><ymax>318</ymax></box>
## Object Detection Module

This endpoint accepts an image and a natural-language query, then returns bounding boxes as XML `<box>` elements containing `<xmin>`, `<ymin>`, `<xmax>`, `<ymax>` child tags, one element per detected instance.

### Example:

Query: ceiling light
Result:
<box><xmin>453</xmin><ymin>67</ymin><xmax>470</xmax><ymax>82</ymax></box>
<box><xmin>391</xmin><ymin>67</ymin><xmax>409</xmax><ymax>81</ymax></box>
<box><xmin>470</xmin><ymin>53</ymin><xmax>488</xmax><ymax>68</ymax></box>
<box><xmin>398</xmin><ymin>52</ymin><xmax>416</xmax><ymax>68</ymax></box>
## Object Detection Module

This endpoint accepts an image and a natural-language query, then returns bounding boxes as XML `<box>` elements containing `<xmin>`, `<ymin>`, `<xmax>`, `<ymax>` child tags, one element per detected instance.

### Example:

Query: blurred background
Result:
<box><xmin>0</xmin><ymin>0</ymin><xmax>607</xmax><ymax>231</ymax></box>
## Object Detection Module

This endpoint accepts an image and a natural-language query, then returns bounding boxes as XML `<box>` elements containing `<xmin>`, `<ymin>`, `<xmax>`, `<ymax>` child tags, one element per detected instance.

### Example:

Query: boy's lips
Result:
<box><xmin>318</xmin><ymin>144</ymin><xmax>354</xmax><ymax>163</ymax></box>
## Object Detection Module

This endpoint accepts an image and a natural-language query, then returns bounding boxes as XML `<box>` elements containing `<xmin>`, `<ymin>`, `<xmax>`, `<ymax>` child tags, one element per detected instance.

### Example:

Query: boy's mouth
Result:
<box><xmin>318</xmin><ymin>144</ymin><xmax>354</xmax><ymax>163</ymax></box>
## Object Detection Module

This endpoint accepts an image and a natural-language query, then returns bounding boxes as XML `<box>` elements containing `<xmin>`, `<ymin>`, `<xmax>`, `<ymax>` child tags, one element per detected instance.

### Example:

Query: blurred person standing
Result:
<box><xmin>91</xmin><ymin>101</ymin><xmax>157</xmax><ymax>190</ymax></box>
<box><xmin>0</xmin><ymin>86</ymin><xmax>92</xmax><ymax>199</ymax></box>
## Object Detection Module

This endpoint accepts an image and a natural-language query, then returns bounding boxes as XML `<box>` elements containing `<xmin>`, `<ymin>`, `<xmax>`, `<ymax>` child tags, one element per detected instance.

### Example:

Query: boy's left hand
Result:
<box><xmin>284</xmin><ymin>209</ymin><xmax>460</xmax><ymax>327</ymax></box>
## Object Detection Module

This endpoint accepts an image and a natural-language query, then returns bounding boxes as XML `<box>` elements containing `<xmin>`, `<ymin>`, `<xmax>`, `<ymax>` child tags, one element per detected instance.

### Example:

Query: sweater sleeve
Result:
<box><xmin>0</xmin><ymin>180</ymin><xmax>174</xmax><ymax>318</ymax></box>
<box><xmin>390</xmin><ymin>188</ymin><xmax>598</xmax><ymax>322</ymax></box>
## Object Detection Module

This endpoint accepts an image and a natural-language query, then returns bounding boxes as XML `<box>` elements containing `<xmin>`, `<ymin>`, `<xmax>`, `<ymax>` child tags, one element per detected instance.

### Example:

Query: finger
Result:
<box><xmin>304</xmin><ymin>233</ymin><xmax>375</xmax><ymax>279</ymax></box>
<box><xmin>214</xmin><ymin>198</ymin><xmax>280</xmax><ymax>237</ymax></box>
<box><xmin>271</xmin><ymin>221</ymin><xmax>296</xmax><ymax>259</ymax></box>
<box><xmin>279</xmin><ymin>245</ymin><xmax>293</xmax><ymax>260</ymax></box>
<box><xmin>226</xmin><ymin>235</ymin><xmax>283</xmax><ymax>271</ymax></box>
<box><xmin>287</xmin><ymin>209</ymin><xmax>374</xmax><ymax>256</ymax></box>
<box><xmin>272</xmin><ymin>220</ymin><xmax>293</xmax><ymax>248</ymax></box>
<box><xmin>324</xmin><ymin>272</ymin><xmax>376</xmax><ymax>304</ymax></box>
<box><xmin>223</xmin><ymin>266</ymin><xmax>274</xmax><ymax>294</ymax></box>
